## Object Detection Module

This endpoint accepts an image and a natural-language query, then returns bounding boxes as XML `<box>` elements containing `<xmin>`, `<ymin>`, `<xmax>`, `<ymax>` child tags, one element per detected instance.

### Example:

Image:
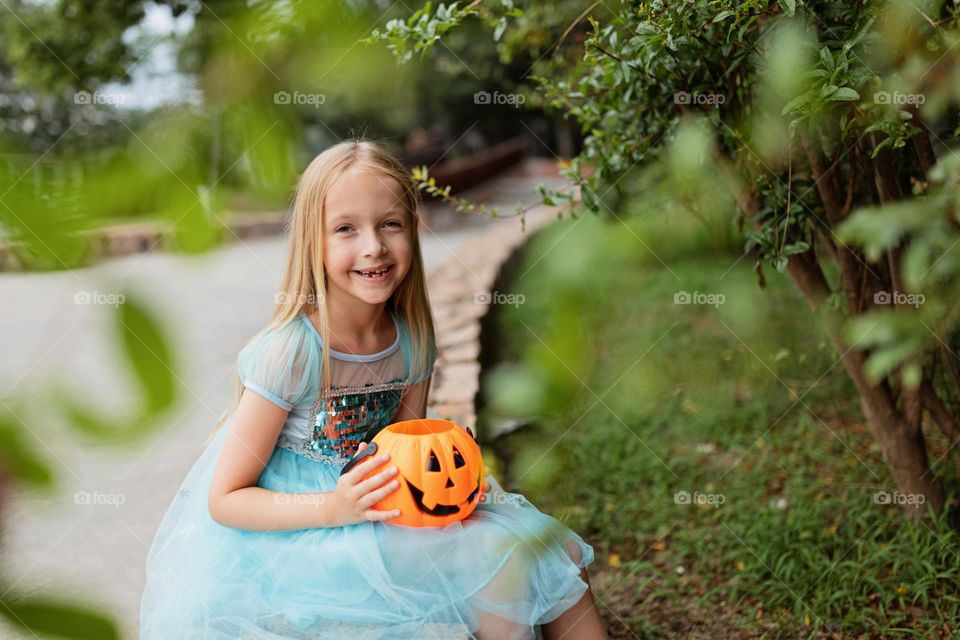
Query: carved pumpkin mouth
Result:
<box><xmin>405</xmin><ymin>479</ymin><xmax>480</xmax><ymax>517</ymax></box>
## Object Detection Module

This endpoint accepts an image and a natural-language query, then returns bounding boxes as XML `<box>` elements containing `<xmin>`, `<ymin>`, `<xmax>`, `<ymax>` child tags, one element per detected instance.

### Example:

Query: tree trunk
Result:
<box><xmin>724</xmin><ymin>132</ymin><xmax>951</xmax><ymax>525</ymax></box>
<box><xmin>855</xmin><ymin>369</ymin><xmax>945</xmax><ymax>519</ymax></box>
<box><xmin>786</xmin><ymin>255</ymin><xmax>947</xmax><ymax>521</ymax></box>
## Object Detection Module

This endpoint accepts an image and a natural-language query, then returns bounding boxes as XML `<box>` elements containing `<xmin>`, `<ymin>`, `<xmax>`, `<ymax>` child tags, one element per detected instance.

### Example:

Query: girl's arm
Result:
<box><xmin>207</xmin><ymin>389</ymin><xmax>400</xmax><ymax>531</ymax></box>
<box><xmin>392</xmin><ymin>377</ymin><xmax>477</xmax><ymax>438</ymax></box>
<box><xmin>391</xmin><ymin>376</ymin><xmax>431</xmax><ymax>422</ymax></box>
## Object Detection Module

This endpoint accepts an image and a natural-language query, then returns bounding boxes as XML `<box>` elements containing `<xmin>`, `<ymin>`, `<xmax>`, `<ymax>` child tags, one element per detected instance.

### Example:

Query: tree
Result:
<box><xmin>375</xmin><ymin>0</ymin><xmax>960</xmax><ymax>527</ymax></box>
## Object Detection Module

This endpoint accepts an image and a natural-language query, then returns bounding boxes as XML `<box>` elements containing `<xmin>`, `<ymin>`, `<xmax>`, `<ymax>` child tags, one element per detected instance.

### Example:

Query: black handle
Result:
<box><xmin>339</xmin><ymin>442</ymin><xmax>378</xmax><ymax>477</ymax></box>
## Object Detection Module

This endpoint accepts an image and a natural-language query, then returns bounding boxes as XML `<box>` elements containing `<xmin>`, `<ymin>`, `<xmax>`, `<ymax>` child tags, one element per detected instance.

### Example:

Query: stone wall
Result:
<box><xmin>424</xmin><ymin>205</ymin><xmax>560</xmax><ymax>435</ymax></box>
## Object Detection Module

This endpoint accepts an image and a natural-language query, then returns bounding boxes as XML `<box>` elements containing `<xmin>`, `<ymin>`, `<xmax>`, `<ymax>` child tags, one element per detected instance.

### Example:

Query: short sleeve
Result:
<box><xmin>237</xmin><ymin>318</ymin><xmax>320</xmax><ymax>411</ymax></box>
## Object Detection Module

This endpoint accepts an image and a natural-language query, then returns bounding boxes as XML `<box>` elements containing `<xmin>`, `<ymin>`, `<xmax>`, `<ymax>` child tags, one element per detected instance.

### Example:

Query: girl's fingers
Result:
<box><xmin>359</xmin><ymin>479</ymin><xmax>401</xmax><ymax>508</ymax></box>
<box><xmin>365</xmin><ymin>508</ymin><xmax>401</xmax><ymax>522</ymax></box>
<box><xmin>345</xmin><ymin>453</ymin><xmax>390</xmax><ymax>484</ymax></box>
<box><xmin>354</xmin><ymin>466</ymin><xmax>399</xmax><ymax>495</ymax></box>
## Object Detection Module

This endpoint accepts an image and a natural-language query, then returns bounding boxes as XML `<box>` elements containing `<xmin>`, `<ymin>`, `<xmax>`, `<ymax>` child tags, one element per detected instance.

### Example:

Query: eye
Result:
<box><xmin>426</xmin><ymin>450</ymin><xmax>441</xmax><ymax>472</ymax></box>
<box><xmin>335</xmin><ymin>224</ymin><xmax>353</xmax><ymax>233</ymax></box>
<box><xmin>383</xmin><ymin>219</ymin><xmax>402</xmax><ymax>229</ymax></box>
<box><xmin>452</xmin><ymin>446</ymin><xmax>465</xmax><ymax>469</ymax></box>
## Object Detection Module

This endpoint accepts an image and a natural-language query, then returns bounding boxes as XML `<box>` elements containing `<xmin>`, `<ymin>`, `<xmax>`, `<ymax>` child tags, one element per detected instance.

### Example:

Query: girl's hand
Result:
<box><xmin>330</xmin><ymin>442</ymin><xmax>402</xmax><ymax>526</ymax></box>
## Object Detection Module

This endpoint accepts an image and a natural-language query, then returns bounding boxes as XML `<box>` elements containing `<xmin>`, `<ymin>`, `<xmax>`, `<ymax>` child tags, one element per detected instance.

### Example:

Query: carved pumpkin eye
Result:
<box><xmin>426</xmin><ymin>450</ymin><xmax>441</xmax><ymax>472</ymax></box>
<box><xmin>452</xmin><ymin>446</ymin><xmax>465</xmax><ymax>469</ymax></box>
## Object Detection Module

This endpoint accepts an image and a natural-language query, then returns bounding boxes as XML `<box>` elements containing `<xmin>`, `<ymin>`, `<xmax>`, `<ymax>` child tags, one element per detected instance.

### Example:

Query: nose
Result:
<box><xmin>361</xmin><ymin>228</ymin><xmax>387</xmax><ymax>257</ymax></box>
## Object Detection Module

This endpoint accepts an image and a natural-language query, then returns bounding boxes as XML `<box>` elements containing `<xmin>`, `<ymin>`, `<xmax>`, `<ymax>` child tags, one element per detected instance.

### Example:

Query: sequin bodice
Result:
<box><xmin>238</xmin><ymin>311</ymin><xmax>433</xmax><ymax>466</ymax></box>
<box><xmin>277</xmin><ymin>377</ymin><xmax>407</xmax><ymax>463</ymax></box>
<box><xmin>270</xmin><ymin>312</ymin><xmax>414</xmax><ymax>465</ymax></box>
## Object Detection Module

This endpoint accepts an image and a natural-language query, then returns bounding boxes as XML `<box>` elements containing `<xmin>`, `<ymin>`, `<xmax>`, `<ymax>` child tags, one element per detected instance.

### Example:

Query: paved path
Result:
<box><xmin>0</xmin><ymin>159</ymin><xmax>566</xmax><ymax>638</ymax></box>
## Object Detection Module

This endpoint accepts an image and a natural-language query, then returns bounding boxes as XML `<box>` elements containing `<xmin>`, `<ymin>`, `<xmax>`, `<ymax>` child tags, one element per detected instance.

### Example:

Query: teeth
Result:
<box><xmin>358</xmin><ymin>266</ymin><xmax>389</xmax><ymax>276</ymax></box>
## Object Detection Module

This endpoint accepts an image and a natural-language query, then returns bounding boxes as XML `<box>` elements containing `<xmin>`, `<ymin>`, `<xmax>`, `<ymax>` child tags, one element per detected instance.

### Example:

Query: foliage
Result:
<box><xmin>486</xmin><ymin>215</ymin><xmax>960</xmax><ymax>636</ymax></box>
<box><xmin>374</xmin><ymin>0</ymin><xmax>960</xmax><ymax>527</ymax></box>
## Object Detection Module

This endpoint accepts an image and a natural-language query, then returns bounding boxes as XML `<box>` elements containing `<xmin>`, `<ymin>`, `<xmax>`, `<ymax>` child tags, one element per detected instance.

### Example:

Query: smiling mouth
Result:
<box><xmin>352</xmin><ymin>265</ymin><xmax>393</xmax><ymax>279</ymax></box>
<box><xmin>406</xmin><ymin>480</ymin><xmax>479</xmax><ymax>516</ymax></box>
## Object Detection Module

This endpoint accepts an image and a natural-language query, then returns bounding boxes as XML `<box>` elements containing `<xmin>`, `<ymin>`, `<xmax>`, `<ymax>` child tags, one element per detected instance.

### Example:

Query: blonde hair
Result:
<box><xmin>206</xmin><ymin>139</ymin><xmax>437</xmax><ymax>442</ymax></box>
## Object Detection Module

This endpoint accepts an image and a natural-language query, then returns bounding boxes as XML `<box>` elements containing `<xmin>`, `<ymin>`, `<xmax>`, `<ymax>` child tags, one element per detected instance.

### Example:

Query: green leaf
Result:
<box><xmin>118</xmin><ymin>295</ymin><xmax>176</xmax><ymax>414</ymax></box>
<box><xmin>0</xmin><ymin>411</ymin><xmax>54</xmax><ymax>489</ymax></box>
<box><xmin>781</xmin><ymin>92</ymin><xmax>810</xmax><ymax>116</ymax></box>
<box><xmin>713</xmin><ymin>10</ymin><xmax>736</xmax><ymax>23</ymax></box>
<box><xmin>782</xmin><ymin>241</ymin><xmax>810</xmax><ymax>255</ymax></box>
<box><xmin>828</xmin><ymin>87</ymin><xmax>860</xmax><ymax>102</ymax></box>
<box><xmin>799</xmin><ymin>68</ymin><xmax>828</xmax><ymax>80</ymax></box>
<box><xmin>819</xmin><ymin>46</ymin><xmax>834</xmax><ymax>72</ymax></box>
<box><xmin>779</xmin><ymin>0</ymin><xmax>797</xmax><ymax>18</ymax></box>
<box><xmin>902</xmin><ymin>361</ymin><xmax>921</xmax><ymax>390</ymax></box>
<box><xmin>864</xmin><ymin>342</ymin><xmax>921</xmax><ymax>384</ymax></box>
<box><xmin>57</xmin><ymin>295</ymin><xmax>178</xmax><ymax>442</ymax></box>
<box><xmin>837</xmin><ymin>202</ymin><xmax>931</xmax><ymax>261</ymax></box>
<box><xmin>581</xmin><ymin>184</ymin><xmax>600</xmax><ymax>213</ymax></box>
<box><xmin>846</xmin><ymin>312</ymin><xmax>929</xmax><ymax>386</ymax></box>
<box><xmin>0</xmin><ymin>595</ymin><xmax>119</xmax><ymax>640</ymax></box>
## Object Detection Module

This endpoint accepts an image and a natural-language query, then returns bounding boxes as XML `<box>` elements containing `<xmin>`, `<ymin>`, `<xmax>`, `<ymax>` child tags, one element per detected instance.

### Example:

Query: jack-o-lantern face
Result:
<box><xmin>363</xmin><ymin>419</ymin><xmax>483</xmax><ymax>527</ymax></box>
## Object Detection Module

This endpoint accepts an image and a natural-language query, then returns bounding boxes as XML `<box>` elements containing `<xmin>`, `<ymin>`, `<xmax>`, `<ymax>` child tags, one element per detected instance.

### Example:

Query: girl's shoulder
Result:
<box><xmin>236</xmin><ymin>314</ymin><xmax>321</xmax><ymax>410</ymax></box>
<box><xmin>239</xmin><ymin>313</ymin><xmax>318</xmax><ymax>362</ymax></box>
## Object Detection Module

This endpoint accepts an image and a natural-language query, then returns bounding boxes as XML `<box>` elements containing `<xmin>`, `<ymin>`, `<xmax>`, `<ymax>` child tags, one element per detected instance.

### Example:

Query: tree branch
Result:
<box><xmin>799</xmin><ymin>129</ymin><xmax>863</xmax><ymax>313</ymax></box>
<box><xmin>920</xmin><ymin>378</ymin><xmax>960</xmax><ymax>449</ymax></box>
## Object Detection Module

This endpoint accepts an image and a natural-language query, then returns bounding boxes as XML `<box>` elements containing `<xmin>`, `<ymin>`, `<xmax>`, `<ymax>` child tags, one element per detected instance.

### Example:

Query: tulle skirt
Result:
<box><xmin>139</xmin><ymin>417</ymin><xmax>595</xmax><ymax>639</ymax></box>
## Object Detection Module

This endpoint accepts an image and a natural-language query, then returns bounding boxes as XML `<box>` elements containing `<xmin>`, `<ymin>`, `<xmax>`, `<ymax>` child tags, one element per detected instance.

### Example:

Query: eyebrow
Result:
<box><xmin>328</xmin><ymin>209</ymin><xmax>405</xmax><ymax>225</ymax></box>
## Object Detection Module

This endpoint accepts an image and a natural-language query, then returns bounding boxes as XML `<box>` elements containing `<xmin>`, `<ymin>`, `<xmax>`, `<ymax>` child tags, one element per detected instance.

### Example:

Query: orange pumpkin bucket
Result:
<box><xmin>360</xmin><ymin>419</ymin><xmax>483</xmax><ymax>527</ymax></box>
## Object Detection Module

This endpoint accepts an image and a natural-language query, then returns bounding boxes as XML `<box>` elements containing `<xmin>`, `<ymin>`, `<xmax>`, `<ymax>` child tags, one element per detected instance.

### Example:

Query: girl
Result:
<box><xmin>139</xmin><ymin>139</ymin><xmax>608</xmax><ymax>640</ymax></box>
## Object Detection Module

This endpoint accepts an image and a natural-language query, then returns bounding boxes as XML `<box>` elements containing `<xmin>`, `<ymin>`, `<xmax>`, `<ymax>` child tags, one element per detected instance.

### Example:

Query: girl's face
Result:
<box><xmin>322</xmin><ymin>167</ymin><xmax>413</xmax><ymax>307</ymax></box>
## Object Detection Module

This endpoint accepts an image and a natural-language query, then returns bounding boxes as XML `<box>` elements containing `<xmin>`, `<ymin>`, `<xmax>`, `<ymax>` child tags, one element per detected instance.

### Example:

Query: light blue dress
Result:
<box><xmin>139</xmin><ymin>310</ymin><xmax>595</xmax><ymax>639</ymax></box>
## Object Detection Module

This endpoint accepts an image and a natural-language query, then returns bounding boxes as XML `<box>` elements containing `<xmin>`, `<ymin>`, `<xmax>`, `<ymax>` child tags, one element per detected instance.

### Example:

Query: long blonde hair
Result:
<box><xmin>207</xmin><ymin>139</ymin><xmax>437</xmax><ymax>441</ymax></box>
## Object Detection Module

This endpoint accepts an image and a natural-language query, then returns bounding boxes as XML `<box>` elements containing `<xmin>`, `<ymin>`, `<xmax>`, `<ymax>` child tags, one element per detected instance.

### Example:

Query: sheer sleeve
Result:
<box><xmin>237</xmin><ymin>319</ymin><xmax>320</xmax><ymax>411</ymax></box>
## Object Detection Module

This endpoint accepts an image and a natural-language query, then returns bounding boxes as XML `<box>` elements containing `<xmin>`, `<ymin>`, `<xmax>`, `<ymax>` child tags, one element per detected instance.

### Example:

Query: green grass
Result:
<box><xmin>480</xmin><ymin>210</ymin><xmax>960</xmax><ymax>638</ymax></box>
